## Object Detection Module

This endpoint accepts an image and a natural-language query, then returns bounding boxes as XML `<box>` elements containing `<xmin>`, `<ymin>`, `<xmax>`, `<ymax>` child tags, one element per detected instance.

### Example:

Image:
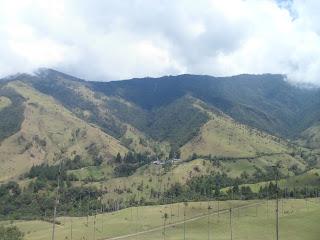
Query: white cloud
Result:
<box><xmin>0</xmin><ymin>0</ymin><xmax>320</xmax><ymax>84</ymax></box>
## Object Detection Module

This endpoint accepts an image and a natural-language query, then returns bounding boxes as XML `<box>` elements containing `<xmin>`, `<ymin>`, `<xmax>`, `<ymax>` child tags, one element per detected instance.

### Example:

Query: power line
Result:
<box><xmin>229</xmin><ymin>208</ymin><xmax>233</xmax><ymax>240</ymax></box>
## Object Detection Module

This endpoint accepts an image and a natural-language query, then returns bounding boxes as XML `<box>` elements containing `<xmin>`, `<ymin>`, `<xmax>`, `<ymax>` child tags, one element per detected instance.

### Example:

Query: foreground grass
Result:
<box><xmin>125</xmin><ymin>199</ymin><xmax>320</xmax><ymax>240</ymax></box>
<box><xmin>1</xmin><ymin>199</ymin><xmax>320</xmax><ymax>240</ymax></box>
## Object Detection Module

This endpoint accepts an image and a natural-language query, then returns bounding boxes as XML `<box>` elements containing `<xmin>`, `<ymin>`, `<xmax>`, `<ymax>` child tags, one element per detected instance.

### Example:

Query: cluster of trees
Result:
<box><xmin>162</xmin><ymin>173</ymin><xmax>234</xmax><ymax>202</ymax></box>
<box><xmin>258</xmin><ymin>183</ymin><xmax>320</xmax><ymax>199</ymax></box>
<box><xmin>27</xmin><ymin>163</ymin><xmax>66</xmax><ymax>181</ymax></box>
<box><xmin>0</xmin><ymin>180</ymin><xmax>103</xmax><ymax>219</ymax></box>
<box><xmin>169</xmin><ymin>148</ymin><xmax>181</xmax><ymax>159</ymax></box>
<box><xmin>0</xmin><ymin>154</ymin><xmax>107</xmax><ymax>220</ymax></box>
<box><xmin>114</xmin><ymin>151</ymin><xmax>156</xmax><ymax>177</ymax></box>
<box><xmin>147</xmin><ymin>97</ymin><xmax>209</xmax><ymax>148</ymax></box>
<box><xmin>27</xmin><ymin>155</ymin><xmax>89</xmax><ymax>181</ymax></box>
<box><xmin>163</xmin><ymin>174</ymin><xmax>320</xmax><ymax>203</ymax></box>
<box><xmin>0</xmin><ymin>225</ymin><xmax>24</xmax><ymax>240</ymax></box>
<box><xmin>251</xmin><ymin>166</ymin><xmax>284</xmax><ymax>182</ymax></box>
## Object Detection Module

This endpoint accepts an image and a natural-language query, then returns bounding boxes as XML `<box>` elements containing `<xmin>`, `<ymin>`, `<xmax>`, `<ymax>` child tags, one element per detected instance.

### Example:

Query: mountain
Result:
<box><xmin>1</xmin><ymin>68</ymin><xmax>320</xmax><ymax>216</ymax></box>
<box><xmin>90</xmin><ymin>73</ymin><xmax>320</xmax><ymax>139</ymax></box>
<box><xmin>0</xmin><ymin>79</ymin><xmax>127</xmax><ymax>182</ymax></box>
<box><xmin>0</xmin><ymin>69</ymin><xmax>318</xmax><ymax>183</ymax></box>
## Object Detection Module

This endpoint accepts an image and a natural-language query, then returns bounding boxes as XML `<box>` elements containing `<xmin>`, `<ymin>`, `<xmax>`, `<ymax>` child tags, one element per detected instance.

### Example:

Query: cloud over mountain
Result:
<box><xmin>1</xmin><ymin>0</ymin><xmax>320</xmax><ymax>84</ymax></box>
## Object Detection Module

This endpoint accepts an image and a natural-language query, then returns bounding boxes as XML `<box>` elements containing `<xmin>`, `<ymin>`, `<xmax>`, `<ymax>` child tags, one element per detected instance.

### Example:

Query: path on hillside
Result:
<box><xmin>101</xmin><ymin>201</ymin><xmax>265</xmax><ymax>240</ymax></box>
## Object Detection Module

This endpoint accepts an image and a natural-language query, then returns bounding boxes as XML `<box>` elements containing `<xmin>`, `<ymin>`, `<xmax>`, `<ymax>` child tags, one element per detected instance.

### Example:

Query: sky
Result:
<box><xmin>1</xmin><ymin>0</ymin><xmax>320</xmax><ymax>84</ymax></box>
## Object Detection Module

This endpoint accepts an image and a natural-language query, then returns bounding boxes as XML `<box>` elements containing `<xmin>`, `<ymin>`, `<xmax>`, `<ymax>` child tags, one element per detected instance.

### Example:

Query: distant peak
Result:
<box><xmin>34</xmin><ymin>68</ymin><xmax>62</xmax><ymax>78</ymax></box>
<box><xmin>34</xmin><ymin>68</ymin><xmax>85</xmax><ymax>83</ymax></box>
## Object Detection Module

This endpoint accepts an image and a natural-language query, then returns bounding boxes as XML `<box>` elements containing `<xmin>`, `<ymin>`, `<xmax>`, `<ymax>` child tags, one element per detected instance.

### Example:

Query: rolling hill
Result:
<box><xmin>0</xmin><ymin>80</ymin><xmax>127</xmax><ymax>182</ymax></box>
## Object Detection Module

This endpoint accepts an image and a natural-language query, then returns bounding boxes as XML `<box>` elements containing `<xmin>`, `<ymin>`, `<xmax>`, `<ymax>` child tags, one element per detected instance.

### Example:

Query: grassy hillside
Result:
<box><xmin>26</xmin><ymin>71</ymin><xmax>163</xmax><ymax>154</ymax></box>
<box><xmin>2</xmin><ymin>199</ymin><xmax>320</xmax><ymax>240</ymax></box>
<box><xmin>0</xmin><ymin>81</ymin><xmax>127</xmax><ymax>182</ymax></box>
<box><xmin>226</xmin><ymin>168</ymin><xmax>320</xmax><ymax>193</ymax></box>
<box><xmin>75</xmin><ymin>151</ymin><xmax>307</xmax><ymax>205</ymax></box>
<box><xmin>298</xmin><ymin>123</ymin><xmax>320</xmax><ymax>149</ymax></box>
<box><xmin>0</xmin><ymin>96</ymin><xmax>11</xmax><ymax>110</ymax></box>
<box><xmin>27</xmin><ymin>71</ymin><xmax>208</xmax><ymax>149</ymax></box>
<box><xmin>14</xmin><ymin>69</ymin><xmax>320</xmax><ymax>157</ymax></box>
<box><xmin>29</xmin><ymin>70</ymin><xmax>320</xmax><ymax>149</ymax></box>
<box><xmin>180</xmin><ymin>98</ymin><xmax>289</xmax><ymax>159</ymax></box>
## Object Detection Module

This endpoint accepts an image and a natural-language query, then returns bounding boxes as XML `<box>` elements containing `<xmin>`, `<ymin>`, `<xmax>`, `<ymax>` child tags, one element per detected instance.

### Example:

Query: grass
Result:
<box><xmin>222</xmin><ymin>168</ymin><xmax>320</xmax><ymax>193</ymax></box>
<box><xmin>68</xmin><ymin>164</ymin><xmax>114</xmax><ymax>181</ymax></box>
<box><xmin>0</xmin><ymin>96</ymin><xmax>11</xmax><ymax>110</ymax></box>
<box><xmin>299</xmin><ymin>124</ymin><xmax>320</xmax><ymax>149</ymax></box>
<box><xmin>221</xmin><ymin>153</ymin><xmax>306</xmax><ymax>178</ymax></box>
<box><xmin>2</xmin><ymin>199</ymin><xmax>319</xmax><ymax>240</ymax></box>
<box><xmin>181</xmin><ymin>100</ymin><xmax>289</xmax><ymax>159</ymax></box>
<box><xmin>79</xmin><ymin>155</ymin><xmax>308</xmax><ymax>204</ymax></box>
<box><xmin>85</xmin><ymin>159</ymin><xmax>219</xmax><ymax>203</ymax></box>
<box><xmin>0</xmin><ymin>81</ymin><xmax>127</xmax><ymax>182</ymax></box>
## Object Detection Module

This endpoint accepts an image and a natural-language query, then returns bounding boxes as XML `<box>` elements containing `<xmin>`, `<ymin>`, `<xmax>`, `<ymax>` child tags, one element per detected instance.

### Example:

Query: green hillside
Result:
<box><xmin>0</xmin><ymin>96</ymin><xmax>11</xmax><ymax>110</ymax></box>
<box><xmin>90</xmin><ymin>73</ymin><xmax>320</xmax><ymax>138</ymax></box>
<box><xmin>180</xmin><ymin>97</ymin><xmax>289</xmax><ymax>159</ymax></box>
<box><xmin>18</xmin><ymin>69</ymin><xmax>320</xmax><ymax>152</ymax></box>
<box><xmin>298</xmin><ymin>123</ymin><xmax>320</xmax><ymax>149</ymax></box>
<box><xmin>0</xmin><ymin>81</ymin><xmax>127</xmax><ymax>182</ymax></box>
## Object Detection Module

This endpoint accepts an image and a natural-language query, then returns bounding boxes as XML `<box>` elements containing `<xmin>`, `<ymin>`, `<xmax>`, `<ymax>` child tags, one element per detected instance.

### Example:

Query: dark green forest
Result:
<box><xmin>0</xmin><ymin>88</ymin><xmax>25</xmax><ymax>141</ymax></box>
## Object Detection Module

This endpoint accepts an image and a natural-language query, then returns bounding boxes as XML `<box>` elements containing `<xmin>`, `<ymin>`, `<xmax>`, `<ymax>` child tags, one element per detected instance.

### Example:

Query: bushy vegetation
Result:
<box><xmin>0</xmin><ymin>225</ymin><xmax>24</xmax><ymax>240</ymax></box>
<box><xmin>147</xmin><ymin>97</ymin><xmax>209</xmax><ymax>148</ymax></box>
<box><xmin>0</xmin><ymin>155</ymin><xmax>106</xmax><ymax>219</ymax></box>
<box><xmin>0</xmin><ymin>180</ymin><xmax>103</xmax><ymax>219</ymax></box>
<box><xmin>163</xmin><ymin>173</ymin><xmax>320</xmax><ymax>203</ymax></box>
<box><xmin>27</xmin><ymin>156</ymin><xmax>87</xmax><ymax>181</ymax></box>
<box><xmin>114</xmin><ymin>151</ymin><xmax>156</xmax><ymax>177</ymax></box>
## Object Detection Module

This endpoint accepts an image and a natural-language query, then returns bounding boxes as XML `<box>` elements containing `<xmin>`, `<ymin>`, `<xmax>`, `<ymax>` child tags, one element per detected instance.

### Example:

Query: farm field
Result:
<box><xmin>2</xmin><ymin>198</ymin><xmax>320</xmax><ymax>240</ymax></box>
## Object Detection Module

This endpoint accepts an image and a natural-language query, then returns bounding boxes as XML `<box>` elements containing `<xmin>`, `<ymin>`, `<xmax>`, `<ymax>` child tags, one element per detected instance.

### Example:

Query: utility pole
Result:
<box><xmin>273</xmin><ymin>165</ymin><xmax>279</xmax><ymax>240</ymax></box>
<box><xmin>163</xmin><ymin>212</ymin><xmax>167</xmax><ymax>240</ymax></box>
<box><xmin>207</xmin><ymin>200</ymin><xmax>210</xmax><ymax>240</ymax></box>
<box><xmin>51</xmin><ymin>146</ymin><xmax>64</xmax><ymax>240</ymax></box>
<box><xmin>101</xmin><ymin>204</ymin><xmax>104</xmax><ymax>234</ymax></box>
<box><xmin>70</xmin><ymin>218</ymin><xmax>73</xmax><ymax>240</ymax></box>
<box><xmin>93</xmin><ymin>213</ymin><xmax>96</xmax><ymax>240</ymax></box>
<box><xmin>305</xmin><ymin>186</ymin><xmax>308</xmax><ymax>210</ymax></box>
<box><xmin>183</xmin><ymin>202</ymin><xmax>186</xmax><ymax>240</ymax></box>
<box><xmin>229</xmin><ymin>208</ymin><xmax>233</xmax><ymax>240</ymax></box>
<box><xmin>217</xmin><ymin>201</ymin><xmax>220</xmax><ymax>222</ymax></box>
<box><xmin>267</xmin><ymin>187</ymin><xmax>269</xmax><ymax>218</ymax></box>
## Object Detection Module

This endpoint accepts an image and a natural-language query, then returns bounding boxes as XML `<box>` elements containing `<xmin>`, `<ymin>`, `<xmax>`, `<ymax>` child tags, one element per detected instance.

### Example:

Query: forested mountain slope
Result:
<box><xmin>0</xmin><ymin>68</ymin><xmax>319</xmax><ymax>183</ymax></box>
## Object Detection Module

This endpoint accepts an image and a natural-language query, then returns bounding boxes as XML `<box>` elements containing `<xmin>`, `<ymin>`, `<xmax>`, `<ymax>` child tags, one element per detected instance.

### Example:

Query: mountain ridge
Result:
<box><xmin>0</xmin><ymin>69</ymin><xmax>319</xmax><ymax>183</ymax></box>
<box><xmin>0</xmin><ymin>69</ymin><xmax>320</xmax><ymax>213</ymax></box>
